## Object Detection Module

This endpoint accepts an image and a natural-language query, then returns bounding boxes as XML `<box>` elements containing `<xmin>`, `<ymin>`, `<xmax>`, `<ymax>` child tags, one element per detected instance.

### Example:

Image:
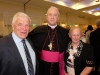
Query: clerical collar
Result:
<box><xmin>48</xmin><ymin>24</ymin><xmax>57</xmax><ymax>29</ymax></box>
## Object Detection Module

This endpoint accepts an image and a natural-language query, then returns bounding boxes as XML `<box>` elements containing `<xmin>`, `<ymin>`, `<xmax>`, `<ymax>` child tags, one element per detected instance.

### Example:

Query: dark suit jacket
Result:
<box><xmin>90</xmin><ymin>28</ymin><xmax>100</xmax><ymax>57</ymax></box>
<box><xmin>0</xmin><ymin>33</ymin><xmax>39</xmax><ymax>75</ymax></box>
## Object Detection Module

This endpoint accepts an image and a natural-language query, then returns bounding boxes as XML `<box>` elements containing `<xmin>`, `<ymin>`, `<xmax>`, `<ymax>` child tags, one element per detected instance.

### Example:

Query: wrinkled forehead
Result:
<box><xmin>47</xmin><ymin>7</ymin><xmax>59</xmax><ymax>15</ymax></box>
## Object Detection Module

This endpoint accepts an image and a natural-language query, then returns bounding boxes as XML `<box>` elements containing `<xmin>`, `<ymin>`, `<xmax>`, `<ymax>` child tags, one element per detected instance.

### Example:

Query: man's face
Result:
<box><xmin>12</xmin><ymin>17</ymin><xmax>30</xmax><ymax>39</ymax></box>
<box><xmin>46</xmin><ymin>9</ymin><xmax>59</xmax><ymax>26</ymax></box>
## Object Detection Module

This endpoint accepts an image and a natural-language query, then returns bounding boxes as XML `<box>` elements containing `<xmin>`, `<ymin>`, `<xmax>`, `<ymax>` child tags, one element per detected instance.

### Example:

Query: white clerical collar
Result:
<box><xmin>48</xmin><ymin>24</ymin><xmax>57</xmax><ymax>29</ymax></box>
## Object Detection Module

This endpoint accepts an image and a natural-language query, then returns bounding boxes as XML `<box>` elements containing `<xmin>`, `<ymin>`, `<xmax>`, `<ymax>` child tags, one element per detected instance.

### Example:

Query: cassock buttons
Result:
<box><xmin>50</xmin><ymin>63</ymin><xmax>54</xmax><ymax>75</ymax></box>
<box><xmin>50</xmin><ymin>72</ymin><xmax>53</xmax><ymax>75</ymax></box>
<box><xmin>52</xmin><ymin>32</ymin><xmax>54</xmax><ymax>35</ymax></box>
<box><xmin>52</xmin><ymin>38</ymin><xmax>54</xmax><ymax>41</ymax></box>
<box><xmin>51</xmin><ymin>63</ymin><xmax>54</xmax><ymax>65</ymax></box>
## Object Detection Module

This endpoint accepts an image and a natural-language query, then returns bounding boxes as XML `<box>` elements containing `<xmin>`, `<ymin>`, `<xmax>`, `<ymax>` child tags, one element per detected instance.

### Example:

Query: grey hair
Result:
<box><xmin>96</xmin><ymin>19</ymin><xmax>100</xmax><ymax>27</ymax></box>
<box><xmin>46</xmin><ymin>6</ymin><xmax>60</xmax><ymax>15</ymax></box>
<box><xmin>12</xmin><ymin>12</ymin><xmax>31</xmax><ymax>25</ymax></box>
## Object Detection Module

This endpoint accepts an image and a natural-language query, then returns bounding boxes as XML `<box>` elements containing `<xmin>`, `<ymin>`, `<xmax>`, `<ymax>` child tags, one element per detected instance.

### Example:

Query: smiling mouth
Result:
<box><xmin>21</xmin><ymin>32</ymin><xmax>27</xmax><ymax>34</ymax></box>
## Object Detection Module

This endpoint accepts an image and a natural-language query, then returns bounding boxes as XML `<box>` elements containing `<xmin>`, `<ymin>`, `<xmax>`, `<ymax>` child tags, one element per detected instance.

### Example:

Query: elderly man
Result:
<box><xmin>29</xmin><ymin>6</ymin><xmax>70</xmax><ymax>75</ymax></box>
<box><xmin>0</xmin><ymin>12</ymin><xmax>38</xmax><ymax>75</ymax></box>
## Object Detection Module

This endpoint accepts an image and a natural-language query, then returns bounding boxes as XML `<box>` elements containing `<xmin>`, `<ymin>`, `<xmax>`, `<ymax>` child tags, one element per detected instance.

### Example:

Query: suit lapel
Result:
<box><xmin>7</xmin><ymin>34</ymin><xmax>26</xmax><ymax>73</ymax></box>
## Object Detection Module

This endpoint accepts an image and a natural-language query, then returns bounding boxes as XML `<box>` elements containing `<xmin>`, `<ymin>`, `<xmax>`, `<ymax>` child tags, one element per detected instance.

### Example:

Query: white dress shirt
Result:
<box><xmin>12</xmin><ymin>32</ymin><xmax>36</xmax><ymax>75</ymax></box>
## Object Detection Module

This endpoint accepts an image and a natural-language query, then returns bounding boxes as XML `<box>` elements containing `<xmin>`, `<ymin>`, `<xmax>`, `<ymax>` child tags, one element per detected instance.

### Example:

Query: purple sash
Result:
<box><xmin>40</xmin><ymin>50</ymin><xmax>59</xmax><ymax>62</ymax></box>
<box><xmin>40</xmin><ymin>50</ymin><xmax>64</xmax><ymax>75</ymax></box>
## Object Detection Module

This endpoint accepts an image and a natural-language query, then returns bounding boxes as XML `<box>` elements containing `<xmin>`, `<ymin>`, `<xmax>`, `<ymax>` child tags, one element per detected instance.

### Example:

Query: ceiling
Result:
<box><xmin>45</xmin><ymin>0</ymin><xmax>100</xmax><ymax>17</ymax></box>
<box><xmin>45</xmin><ymin>0</ymin><xmax>100</xmax><ymax>10</ymax></box>
<box><xmin>0</xmin><ymin>0</ymin><xmax>100</xmax><ymax>19</ymax></box>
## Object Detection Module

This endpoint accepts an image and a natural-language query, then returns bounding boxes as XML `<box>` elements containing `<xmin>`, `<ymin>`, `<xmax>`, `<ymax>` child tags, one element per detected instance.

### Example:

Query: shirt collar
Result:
<box><xmin>48</xmin><ymin>24</ymin><xmax>57</xmax><ymax>29</ymax></box>
<box><xmin>12</xmin><ymin>32</ymin><xmax>23</xmax><ymax>43</ymax></box>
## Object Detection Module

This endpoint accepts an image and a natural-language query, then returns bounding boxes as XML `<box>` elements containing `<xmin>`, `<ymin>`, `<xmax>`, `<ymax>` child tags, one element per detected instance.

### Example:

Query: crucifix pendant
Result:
<box><xmin>48</xmin><ymin>41</ymin><xmax>52</xmax><ymax>50</ymax></box>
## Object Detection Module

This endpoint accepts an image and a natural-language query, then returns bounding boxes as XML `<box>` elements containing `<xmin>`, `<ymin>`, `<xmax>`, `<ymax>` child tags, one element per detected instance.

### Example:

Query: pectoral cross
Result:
<box><xmin>48</xmin><ymin>41</ymin><xmax>52</xmax><ymax>50</ymax></box>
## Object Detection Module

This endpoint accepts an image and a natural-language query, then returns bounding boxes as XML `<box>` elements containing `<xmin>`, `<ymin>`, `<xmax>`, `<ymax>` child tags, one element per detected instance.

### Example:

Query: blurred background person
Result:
<box><xmin>66</xmin><ymin>25</ymin><xmax>70</xmax><ymax>31</ymax></box>
<box><xmin>85</xmin><ymin>25</ymin><xmax>93</xmax><ymax>44</ymax></box>
<box><xmin>80</xmin><ymin>32</ymin><xmax>86</xmax><ymax>43</ymax></box>
<box><xmin>64</xmin><ymin>26</ymin><xmax>94</xmax><ymax>75</ymax></box>
<box><xmin>90</xmin><ymin>19</ymin><xmax>100</xmax><ymax>75</ymax></box>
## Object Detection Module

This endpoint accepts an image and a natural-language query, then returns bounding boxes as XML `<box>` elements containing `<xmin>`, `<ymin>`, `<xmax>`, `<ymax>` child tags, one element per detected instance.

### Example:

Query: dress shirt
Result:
<box><xmin>12</xmin><ymin>32</ymin><xmax>36</xmax><ymax>75</ymax></box>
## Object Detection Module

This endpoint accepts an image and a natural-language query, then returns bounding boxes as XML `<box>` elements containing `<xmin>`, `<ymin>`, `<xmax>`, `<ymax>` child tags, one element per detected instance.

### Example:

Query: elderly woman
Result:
<box><xmin>64</xmin><ymin>26</ymin><xmax>94</xmax><ymax>75</ymax></box>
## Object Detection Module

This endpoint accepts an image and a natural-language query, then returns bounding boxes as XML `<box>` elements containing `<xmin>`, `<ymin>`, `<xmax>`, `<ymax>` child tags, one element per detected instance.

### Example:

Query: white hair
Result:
<box><xmin>12</xmin><ymin>12</ymin><xmax>31</xmax><ymax>25</ymax></box>
<box><xmin>46</xmin><ymin>6</ymin><xmax>60</xmax><ymax>15</ymax></box>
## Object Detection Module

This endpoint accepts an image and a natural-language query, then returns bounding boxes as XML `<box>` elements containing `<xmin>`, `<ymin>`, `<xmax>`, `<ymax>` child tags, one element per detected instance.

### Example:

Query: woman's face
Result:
<box><xmin>69</xmin><ymin>28</ymin><xmax>82</xmax><ymax>44</ymax></box>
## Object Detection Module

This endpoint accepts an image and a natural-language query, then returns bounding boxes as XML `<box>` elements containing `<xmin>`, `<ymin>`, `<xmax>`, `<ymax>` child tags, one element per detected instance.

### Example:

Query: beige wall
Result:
<box><xmin>0</xmin><ymin>14</ymin><xmax>4</xmax><ymax>36</ymax></box>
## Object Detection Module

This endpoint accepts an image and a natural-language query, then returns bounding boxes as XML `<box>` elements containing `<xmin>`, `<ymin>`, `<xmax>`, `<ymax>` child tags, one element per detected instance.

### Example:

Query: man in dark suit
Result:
<box><xmin>90</xmin><ymin>19</ymin><xmax>100</xmax><ymax>75</ymax></box>
<box><xmin>0</xmin><ymin>12</ymin><xmax>38</xmax><ymax>75</ymax></box>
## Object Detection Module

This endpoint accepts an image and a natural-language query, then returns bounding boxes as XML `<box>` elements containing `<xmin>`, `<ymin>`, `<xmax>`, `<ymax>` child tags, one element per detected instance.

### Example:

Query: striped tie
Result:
<box><xmin>22</xmin><ymin>39</ymin><xmax>34</xmax><ymax>75</ymax></box>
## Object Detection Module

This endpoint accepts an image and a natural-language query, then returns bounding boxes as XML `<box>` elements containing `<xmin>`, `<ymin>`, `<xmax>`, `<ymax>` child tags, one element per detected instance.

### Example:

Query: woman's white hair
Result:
<box><xmin>69</xmin><ymin>26</ymin><xmax>82</xmax><ymax>35</ymax></box>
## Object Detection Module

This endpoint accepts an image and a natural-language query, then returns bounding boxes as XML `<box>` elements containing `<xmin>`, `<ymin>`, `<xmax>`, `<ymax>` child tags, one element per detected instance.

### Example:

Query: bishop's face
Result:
<box><xmin>69</xmin><ymin>28</ymin><xmax>82</xmax><ymax>44</ymax></box>
<box><xmin>46</xmin><ymin>9</ymin><xmax>59</xmax><ymax>26</ymax></box>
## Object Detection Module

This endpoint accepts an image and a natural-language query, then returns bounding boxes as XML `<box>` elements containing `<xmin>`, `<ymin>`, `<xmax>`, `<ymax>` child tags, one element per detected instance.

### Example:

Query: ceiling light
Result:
<box><xmin>95</xmin><ymin>0</ymin><xmax>99</xmax><ymax>2</ymax></box>
<box><xmin>75</xmin><ymin>25</ymin><xmax>78</xmax><ymax>27</ymax></box>
<box><xmin>61</xmin><ymin>24</ymin><xmax>66</xmax><ymax>28</ymax></box>
<box><xmin>94</xmin><ymin>12</ymin><xmax>100</xmax><ymax>16</ymax></box>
